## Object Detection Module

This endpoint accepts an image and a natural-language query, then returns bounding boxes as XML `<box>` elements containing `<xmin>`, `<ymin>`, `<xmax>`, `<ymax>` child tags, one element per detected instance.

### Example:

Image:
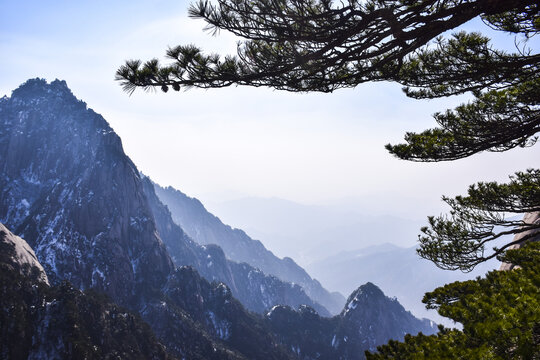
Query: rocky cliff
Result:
<box><xmin>0</xmin><ymin>79</ymin><xmax>173</xmax><ymax>308</ymax></box>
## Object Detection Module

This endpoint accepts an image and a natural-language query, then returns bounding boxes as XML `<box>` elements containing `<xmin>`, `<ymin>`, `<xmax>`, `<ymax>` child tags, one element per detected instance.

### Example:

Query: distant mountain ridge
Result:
<box><xmin>154</xmin><ymin>182</ymin><xmax>345</xmax><ymax>314</ymax></box>
<box><xmin>0</xmin><ymin>78</ymin><xmax>438</xmax><ymax>359</ymax></box>
<box><xmin>206</xmin><ymin>196</ymin><xmax>426</xmax><ymax>264</ymax></box>
<box><xmin>142</xmin><ymin>177</ymin><xmax>330</xmax><ymax>316</ymax></box>
<box><xmin>307</xmin><ymin>242</ymin><xmax>500</xmax><ymax>326</ymax></box>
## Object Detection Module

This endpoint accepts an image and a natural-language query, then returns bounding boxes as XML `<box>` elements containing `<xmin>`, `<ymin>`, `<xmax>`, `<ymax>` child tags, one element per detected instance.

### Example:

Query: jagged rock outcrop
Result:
<box><xmin>155</xmin><ymin>182</ymin><xmax>346</xmax><ymax>314</ymax></box>
<box><xmin>337</xmin><ymin>283</ymin><xmax>436</xmax><ymax>354</ymax></box>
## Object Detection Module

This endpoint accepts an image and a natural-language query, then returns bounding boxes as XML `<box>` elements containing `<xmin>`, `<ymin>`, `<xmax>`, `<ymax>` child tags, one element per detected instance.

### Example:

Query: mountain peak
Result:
<box><xmin>358</xmin><ymin>281</ymin><xmax>384</xmax><ymax>294</ymax></box>
<box><xmin>343</xmin><ymin>282</ymin><xmax>387</xmax><ymax>314</ymax></box>
<box><xmin>11</xmin><ymin>78</ymin><xmax>77</xmax><ymax>103</ymax></box>
<box><xmin>350</xmin><ymin>282</ymin><xmax>385</xmax><ymax>299</ymax></box>
<box><xmin>0</xmin><ymin>79</ymin><xmax>171</xmax><ymax>305</ymax></box>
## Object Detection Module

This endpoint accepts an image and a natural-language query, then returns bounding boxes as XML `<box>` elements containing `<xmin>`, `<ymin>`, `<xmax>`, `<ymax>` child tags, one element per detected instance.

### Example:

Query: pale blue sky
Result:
<box><xmin>2</xmin><ymin>0</ymin><xmax>538</xmax><ymax>220</ymax></box>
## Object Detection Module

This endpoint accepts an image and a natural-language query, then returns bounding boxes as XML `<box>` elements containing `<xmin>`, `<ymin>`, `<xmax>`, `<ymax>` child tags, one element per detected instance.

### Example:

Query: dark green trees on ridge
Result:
<box><xmin>366</xmin><ymin>243</ymin><xmax>540</xmax><ymax>359</ymax></box>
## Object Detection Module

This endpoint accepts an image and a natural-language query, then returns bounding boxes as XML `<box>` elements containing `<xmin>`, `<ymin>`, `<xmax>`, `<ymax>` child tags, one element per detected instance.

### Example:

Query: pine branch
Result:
<box><xmin>416</xmin><ymin>170</ymin><xmax>540</xmax><ymax>271</ymax></box>
<box><xmin>116</xmin><ymin>0</ymin><xmax>537</xmax><ymax>94</ymax></box>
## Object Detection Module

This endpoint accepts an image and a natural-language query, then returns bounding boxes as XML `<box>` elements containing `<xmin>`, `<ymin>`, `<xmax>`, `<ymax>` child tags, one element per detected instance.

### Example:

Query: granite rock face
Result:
<box><xmin>0</xmin><ymin>222</ymin><xmax>49</xmax><ymax>285</ymax></box>
<box><xmin>500</xmin><ymin>212</ymin><xmax>540</xmax><ymax>270</ymax></box>
<box><xmin>0</xmin><ymin>79</ymin><xmax>173</xmax><ymax>308</ymax></box>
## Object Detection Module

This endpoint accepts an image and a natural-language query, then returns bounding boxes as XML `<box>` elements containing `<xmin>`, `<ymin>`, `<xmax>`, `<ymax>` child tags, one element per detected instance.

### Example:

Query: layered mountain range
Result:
<box><xmin>142</xmin><ymin>176</ymin><xmax>330</xmax><ymax>315</ymax></box>
<box><xmin>154</xmin><ymin>182</ymin><xmax>345</xmax><ymax>314</ymax></box>
<box><xmin>0</xmin><ymin>79</ymin><xmax>437</xmax><ymax>359</ymax></box>
<box><xmin>307</xmin><ymin>243</ymin><xmax>501</xmax><ymax>326</ymax></box>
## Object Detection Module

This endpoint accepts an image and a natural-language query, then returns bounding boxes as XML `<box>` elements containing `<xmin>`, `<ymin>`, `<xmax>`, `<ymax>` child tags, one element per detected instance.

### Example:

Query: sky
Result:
<box><xmin>1</xmin><ymin>0</ymin><xmax>538</xmax><ymax>223</ymax></box>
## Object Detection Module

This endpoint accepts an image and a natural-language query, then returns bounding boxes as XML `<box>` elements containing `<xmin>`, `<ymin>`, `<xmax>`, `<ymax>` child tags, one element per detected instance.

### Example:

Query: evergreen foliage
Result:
<box><xmin>0</xmin><ymin>268</ymin><xmax>174</xmax><ymax>360</ymax></box>
<box><xmin>116</xmin><ymin>0</ymin><xmax>539</xmax><ymax>270</ymax></box>
<box><xmin>366</xmin><ymin>243</ymin><xmax>540</xmax><ymax>359</ymax></box>
<box><xmin>116</xmin><ymin>0</ymin><xmax>538</xmax><ymax>96</ymax></box>
<box><xmin>115</xmin><ymin>3</ymin><xmax>540</xmax><ymax>357</ymax></box>
<box><xmin>418</xmin><ymin>169</ymin><xmax>540</xmax><ymax>271</ymax></box>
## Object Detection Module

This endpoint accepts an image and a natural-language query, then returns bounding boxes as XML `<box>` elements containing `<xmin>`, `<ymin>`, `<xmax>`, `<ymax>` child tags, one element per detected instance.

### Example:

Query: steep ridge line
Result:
<box><xmin>154</xmin><ymin>182</ymin><xmax>346</xmax><ymax>314</ymax></box>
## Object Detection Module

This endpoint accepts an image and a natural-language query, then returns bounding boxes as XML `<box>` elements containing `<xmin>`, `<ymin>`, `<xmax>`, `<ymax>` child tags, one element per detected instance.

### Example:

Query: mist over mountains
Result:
<box><xmin>0</xmin><ymin>79</ymin><xmax>438</xmax><ymax>359</ymax></box>
<box><xmin>205</xmin><ymin>196</ymin><xmax>426</xmax><ymax>265</ymax></box>
<box><xmin>205</xmin><ymin>197</ymin><xmax>501</xmax><ymax>326</ymax></box>
<box><xmin>307</xmin><ymin>243</ymin><xmax>500</xmax><ymax>326</ymax></box>
<box><xmin>153</xmin><ymin>182</ymin><xmax>345</xmax><ymax>314</ymax></box>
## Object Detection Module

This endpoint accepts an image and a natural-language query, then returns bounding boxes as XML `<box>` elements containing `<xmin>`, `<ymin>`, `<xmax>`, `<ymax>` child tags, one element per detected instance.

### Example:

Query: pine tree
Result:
<box><xmin>116</xmin><ymin>0</ymin><xmax>540</xmax><ymax>270</ymax></box>
<box><xmin>116</xmin><ymin>2</ymin><xmax>540</xmax><ymax>357</ymax></box>
<box><xmin>365</xmin><ymin>242</ymin><xmax>540</xmax><ymax>360</ymax></box>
